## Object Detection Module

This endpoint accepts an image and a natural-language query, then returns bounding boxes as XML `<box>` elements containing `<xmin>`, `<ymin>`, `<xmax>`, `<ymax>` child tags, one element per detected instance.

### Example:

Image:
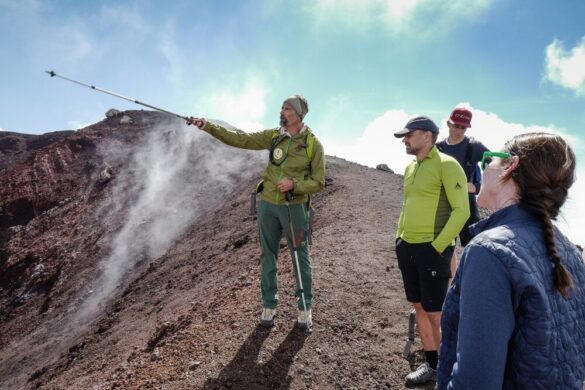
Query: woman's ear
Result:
<box><xmin>500</xmin><ymin>155</ymin><xmax>520</xmax><ymax>181</ymax></box>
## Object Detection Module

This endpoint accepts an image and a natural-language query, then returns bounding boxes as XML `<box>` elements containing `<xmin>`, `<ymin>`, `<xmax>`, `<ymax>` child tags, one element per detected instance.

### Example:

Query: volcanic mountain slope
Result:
<box><xmin>0</xmin><ymin>130</ymin><xmax>74</xmax><ymax>171</ymax></box>
<box><xmin>0</xmin><ymin>111</ymin><xmax>432</xmax><ymax>389</ymax></box>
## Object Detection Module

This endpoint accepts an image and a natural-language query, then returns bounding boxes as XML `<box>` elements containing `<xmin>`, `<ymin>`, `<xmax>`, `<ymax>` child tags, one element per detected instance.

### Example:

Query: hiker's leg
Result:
<box><xmin>413</xmin><ymin>303</ymin><xmax>440</xmax><ymax>350</ymax></box>
<box><xmin>279</xmin><ymin>203</ymin><xmax>312</xmax><ymax>310</ymax></box>
<box><xmin>258</xmin><ymin>201</ymin><xmax>282</xmax><ymax>309</ymax></box>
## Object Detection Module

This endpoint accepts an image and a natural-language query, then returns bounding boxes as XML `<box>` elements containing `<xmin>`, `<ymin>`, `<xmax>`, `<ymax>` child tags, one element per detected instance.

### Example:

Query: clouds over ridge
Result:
<box><xmin>322</xmin><ymin>103</ymin><xmax>584</xmax><ymax>244</ymax></box>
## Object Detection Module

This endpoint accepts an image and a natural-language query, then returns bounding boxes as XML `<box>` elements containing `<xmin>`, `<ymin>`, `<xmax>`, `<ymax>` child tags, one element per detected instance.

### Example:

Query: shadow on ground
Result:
<box><xmin>202</xmin><ymin>325</ymin><xmax>308</xmax><ymax>389</ymax></box>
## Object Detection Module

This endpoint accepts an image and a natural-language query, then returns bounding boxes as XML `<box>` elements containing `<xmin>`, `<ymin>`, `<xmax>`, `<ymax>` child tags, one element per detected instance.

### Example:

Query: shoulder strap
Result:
<box><xmin>270</xmin><ymin>129</ymin><xmax>280</xmax><ymax>143</ymax></box>
<box><xmin>463</xmin><ymin>141</ymin><xmax>474</xmax><ymax>180</ymax></box>
<box><xmin>438</xmin><ymin>138</ymin><xmax>474</xmax><ymax>180</ymax></box>
<box><xmin>270</xmin><ymin>129</ymin><xmax>315</xmax><ymax>161</ymax></box>
<box><xmin>269</xmin><ymin>129</ymin><xmax>315</xmax><ymax>162</ymax></box>
<box><xmin>305</xmin><ymin>132</ymin><xmax>315</xmax><ymax>208</ymax></box>
<box><xmin>306</xmin><ymin>132</ymin><xmax>315</xmax><ymax>162</ymax></box>
<box><xmin>268</xmin><ymin>130</ymin><xmax>284</xmax><ymax>162</ymax></box>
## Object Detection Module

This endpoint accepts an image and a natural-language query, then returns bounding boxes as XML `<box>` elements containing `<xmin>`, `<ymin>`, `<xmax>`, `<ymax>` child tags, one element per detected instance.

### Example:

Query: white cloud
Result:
<box><xmin>316</xmin><ymin>93</ymin><xmax>363</xmax><ymax>139</ymax></box>
<box><xmin>99</xmin><ymin>3</ymin><xmax>148</xmax><ymax>34</ymax></box>
<box><xmin>195</xmin><ymin>76</ymin><xmax>270</xmax><ymax>131</ymax></box>
<box><xmin>382</xmin><ymin>0</ymin><xmax>422</xmax><ymax>26</ymax></box>
<box><xmin>322</xmin><ymin>103</ymin><xmax>585</xmax><ymax>245</ymax></box>
<box><xmin>157</xmin><ymin>21</ymin><xmax>184</xmax><ymax>85</ymax></box>
<box><xmin>544</xmin><ymin>36</ymin><xmax>585</xmax><ymax>96</ymax></box>
<box><xmin>0</xmin><ymin>0</ymin><xmax>40</xmax><ymax>11</ymax></box>
<box><xmin>55</xmin><ymin>26</ymin><xmax>93</xmax><ymax>62</ymax></box>
<box><xmin>303</xmin><ymin>0</ymin><xmax>492</xmax><ymax>35</ymax></box>
<box><xmin>23</xmin><ymin>3</ymin><xmax>153</xmax><ymax>72</ymax></box>
<box><xmin>306</xmin><ymin>0</ymin><xmax>386</xmax><ymax>31</ymax></box>
<box><xmin>32</xmin><ymin>18</ymin><xmax>98</xmax><ymax>67</ymax></box>
<box><xmin>321</xmin><ymin>109</ymin><xmax>414</xmax><ymax>171</ymax></box>
<box><xmin>557</xmin><ymin>166</ymin><xmax>585</xmax><ymax>246</ymax></box>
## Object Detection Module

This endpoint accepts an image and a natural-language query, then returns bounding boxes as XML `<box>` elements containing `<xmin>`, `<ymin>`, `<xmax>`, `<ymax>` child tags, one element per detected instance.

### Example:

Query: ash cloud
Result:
<box><xmin>73</xmin><ymin>117</ymin><xmax>263</xmax><ymax>326</ymax></box>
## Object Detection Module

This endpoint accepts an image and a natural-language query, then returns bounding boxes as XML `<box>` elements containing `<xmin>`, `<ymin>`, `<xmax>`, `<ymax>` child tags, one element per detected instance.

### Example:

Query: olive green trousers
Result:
<box><xmin>257</xmin><ymin>200</ymin><xmax>312</xmax><ymax>310</ymax></box>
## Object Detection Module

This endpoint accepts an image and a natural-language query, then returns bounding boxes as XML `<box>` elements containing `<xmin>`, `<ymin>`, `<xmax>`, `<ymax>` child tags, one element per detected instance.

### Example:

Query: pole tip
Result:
<box><xmin>45</xmin><ymin>70</ymin><xmax>56</xmax><ymax>77</ymax></box>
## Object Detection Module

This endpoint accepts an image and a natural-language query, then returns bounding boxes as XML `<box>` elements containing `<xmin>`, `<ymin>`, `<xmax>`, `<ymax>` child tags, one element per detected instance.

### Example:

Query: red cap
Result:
<box><xmin>448</xmin><ymin>108</ymin><xmax>472</xmax><ymax>128</ymax></box>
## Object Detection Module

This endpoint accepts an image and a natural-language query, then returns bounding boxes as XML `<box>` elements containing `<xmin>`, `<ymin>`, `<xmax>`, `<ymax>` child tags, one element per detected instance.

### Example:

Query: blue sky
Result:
<box><xmin>1</xmin><ymin>0</ymin><xmax>584</xmax><ymax>243</ymax></box>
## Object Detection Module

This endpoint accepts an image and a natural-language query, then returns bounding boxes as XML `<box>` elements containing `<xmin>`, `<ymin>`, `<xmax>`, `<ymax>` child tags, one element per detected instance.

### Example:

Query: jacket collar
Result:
<box><xmin>280</xmin><ymin>124</ymin><xmax>308</xmax><ymax>137</ymax></box>
<box><xmin>417</xmin><ymin>145</ymin><xmax>439</xmax><ymax>162</ymax></box>
<box><xmin>469</xmin><ymin>203</ymin><xmax>534</xmax><ymax>236</ymax></box>
<box><xmin>429</xmin><ymin>145</ymin><xmax>439</xmax><ymax>158</ymax></box>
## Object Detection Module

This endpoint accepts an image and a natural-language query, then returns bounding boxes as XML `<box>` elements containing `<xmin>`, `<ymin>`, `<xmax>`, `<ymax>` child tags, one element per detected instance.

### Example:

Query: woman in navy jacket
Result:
<box><xmin>437</xmin><ymin>133</ymin><xmax>585</xmax><ymax>389</ymax></box>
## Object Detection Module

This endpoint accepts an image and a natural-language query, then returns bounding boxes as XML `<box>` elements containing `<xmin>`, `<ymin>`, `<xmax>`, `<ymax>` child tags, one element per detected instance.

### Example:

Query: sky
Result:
<box><xmin>1</xmin><ymin>0</ymin><xmax>584</xmax><ymax>244</ymax></box>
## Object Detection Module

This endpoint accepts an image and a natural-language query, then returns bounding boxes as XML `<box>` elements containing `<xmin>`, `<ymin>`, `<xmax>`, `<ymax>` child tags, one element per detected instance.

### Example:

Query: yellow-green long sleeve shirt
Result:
<box><xmin>202</xmin><ymin>121</ymin><xmax>325</xmax><ymax>205</ymax></box>
<box><xmin>397</xmin><ymin>146</ymin><xmax>470</xmax><ymax>253</ymax></box>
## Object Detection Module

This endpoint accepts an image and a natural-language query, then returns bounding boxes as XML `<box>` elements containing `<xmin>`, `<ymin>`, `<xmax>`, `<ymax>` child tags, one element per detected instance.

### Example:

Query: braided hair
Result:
<box><xmin>504</xmin><ymin>133</ymin><xmax>576</xmax><ymax>298</ymax></box>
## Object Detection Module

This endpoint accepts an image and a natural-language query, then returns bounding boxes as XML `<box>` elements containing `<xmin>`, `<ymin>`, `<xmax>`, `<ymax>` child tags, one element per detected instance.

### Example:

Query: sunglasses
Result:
<box><xmin>481</xmin><ymin>151</ymin><xmax>511</xmax><ymax>170</ymax></box>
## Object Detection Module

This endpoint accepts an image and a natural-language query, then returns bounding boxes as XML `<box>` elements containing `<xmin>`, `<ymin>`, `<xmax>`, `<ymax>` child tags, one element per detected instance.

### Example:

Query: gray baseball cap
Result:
<box><xmin>394</xmin><ymin>116</ymin><xmax>439</xmax><ymax>138</ymax></box>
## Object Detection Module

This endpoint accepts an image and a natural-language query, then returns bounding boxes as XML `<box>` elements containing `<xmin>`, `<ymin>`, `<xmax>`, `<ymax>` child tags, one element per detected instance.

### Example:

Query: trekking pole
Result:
<box><xmin>45</xmin><ymin>70</ymin><xmax>191</xmax><ymax>121</ymax></box>
<box><xmin>402</xmin><ymin>309</ymin><xmax>416</xmax><ymax>358</ymax></box>
<box><xmin>284</xmin><ymin>192</ymin><xmax>312</xmax><ymax>333</ymax></box>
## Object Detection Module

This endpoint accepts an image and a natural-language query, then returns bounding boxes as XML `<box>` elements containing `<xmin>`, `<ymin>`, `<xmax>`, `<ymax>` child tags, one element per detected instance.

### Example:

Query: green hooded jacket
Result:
<box><xmin>202</xmin><ymin>121</ymin><xmax>326</xmax><ymax>205</ymax></box>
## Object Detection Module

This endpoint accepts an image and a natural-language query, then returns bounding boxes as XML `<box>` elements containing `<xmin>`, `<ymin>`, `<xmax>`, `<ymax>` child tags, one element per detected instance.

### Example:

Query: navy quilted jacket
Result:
<box><xmin>437</xmin><ymin>204</ymin><xmax>585</xmax><ymax>389</ymax></box>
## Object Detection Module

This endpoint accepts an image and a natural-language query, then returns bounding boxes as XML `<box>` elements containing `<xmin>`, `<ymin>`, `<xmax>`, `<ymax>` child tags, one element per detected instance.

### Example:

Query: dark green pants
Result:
<box><xmin>258</xmin><ymin>200</ymin><xmax>312</xmax><ymax>310</ymax></box>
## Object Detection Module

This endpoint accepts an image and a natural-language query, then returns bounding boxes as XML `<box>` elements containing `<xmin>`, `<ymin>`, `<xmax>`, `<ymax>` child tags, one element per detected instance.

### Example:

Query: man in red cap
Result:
<box><xmin>436</xmin><ymin>108</ymin><xmax>490</xmax><ymax>272</ymax></box>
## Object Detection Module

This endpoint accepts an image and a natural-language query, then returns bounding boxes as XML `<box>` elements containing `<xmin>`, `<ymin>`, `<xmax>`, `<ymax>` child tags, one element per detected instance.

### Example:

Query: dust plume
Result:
<box><xmin>73</xmin><ymin>118</ymin><xmax>263</xmax><ymax>325</ymax></box>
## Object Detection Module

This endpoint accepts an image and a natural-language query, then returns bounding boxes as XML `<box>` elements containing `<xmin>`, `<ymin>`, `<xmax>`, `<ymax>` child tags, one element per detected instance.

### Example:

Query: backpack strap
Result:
<box><xmin>437</xmin><ymin>139</ymin><xmax>474</xmax><ymax>181</ymax></box>
<box><xmin>268</xmin><ymin>129</ymin><xmax>285</xmax><ymax>163</ymax></box>
<box><xmin>463</xmin><ymin>141</ymin><xmax>474</xmax><ymax>181</ymax></box>
<box><xmin>304</xmin><ymin>132</ymin><xmax>316</xmax><ymax>211</ymax></box>
<box><xmin>263</xmin><ymin>130</ymin><xmax>315</xmax><ymax>210</ymax></box>
<box><xmin>306</xmin><ymin>132</ymin><xmax>314</xmax><ymax>161</ymax></box>
<box><xmin>270</xmin><ymin>129</ymin><xmax>315</xmax><ymax>162</ymax></box>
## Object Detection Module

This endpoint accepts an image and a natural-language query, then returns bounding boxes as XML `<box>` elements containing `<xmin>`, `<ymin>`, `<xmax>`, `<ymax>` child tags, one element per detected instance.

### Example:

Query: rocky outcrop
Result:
<box><xmin>105</xmin><ymin>108</ymin><xmax>122</xmax><ymax>118</ymax></box>
<box><xmin>376</xmin><ymin>163</ymin><xmax>394</xmax><ymax>173</ymax></box>
<box><xmin>0</xmin><ymin>130</ymin><xmax>74</xmax><ymax>171</ymax></box>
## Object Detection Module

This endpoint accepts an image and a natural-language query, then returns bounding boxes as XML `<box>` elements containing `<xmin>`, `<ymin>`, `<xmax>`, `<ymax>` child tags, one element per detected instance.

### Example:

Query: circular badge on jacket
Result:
<box><xmin>273</xmin><ymin>148</ymin><xmax>283</xmax><ymax>160</ymax></box>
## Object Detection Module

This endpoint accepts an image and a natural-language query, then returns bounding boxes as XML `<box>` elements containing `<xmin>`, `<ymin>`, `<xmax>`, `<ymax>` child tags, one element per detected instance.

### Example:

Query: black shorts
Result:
<box><xmin>395</xmin><ymin>239</ymin><xmax>454</xmax><ymax>312</ymax></box>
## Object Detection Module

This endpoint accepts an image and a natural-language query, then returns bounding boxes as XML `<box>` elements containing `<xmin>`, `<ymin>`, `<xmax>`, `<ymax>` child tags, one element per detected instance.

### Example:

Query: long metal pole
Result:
<box><xmin>45</xmin><ymin>70</ymin><xmax>190</xmax><ymax>121</ymax></box>
<box><xmin>285</xmin><ymin>201</ymin><xmax>312</xmax><ymax>332</ymax></box>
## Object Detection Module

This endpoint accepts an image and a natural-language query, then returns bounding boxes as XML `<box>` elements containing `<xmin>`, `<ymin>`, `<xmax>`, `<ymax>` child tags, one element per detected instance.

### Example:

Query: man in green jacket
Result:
<box><xmin>393</xmin><ymin>116</ymin><xmax>469</xmax><ymax>386</ymax></box>
<box><xmin>187</xmin><ymin>95</ymin><xmax>325</xmax><ymax>329</ymax></box>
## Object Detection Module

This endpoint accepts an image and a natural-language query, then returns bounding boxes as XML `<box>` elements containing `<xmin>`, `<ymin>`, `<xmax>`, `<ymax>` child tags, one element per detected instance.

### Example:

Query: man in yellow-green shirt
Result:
<box><xmin>394</xmin><ymin>116</ymin><xmax>469</xmax><ymax>386</ymax></box>
<box><xmin>188</xmin><ymin>95</ymin><xmax>325</xmax><ymax>330</ymax></box>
